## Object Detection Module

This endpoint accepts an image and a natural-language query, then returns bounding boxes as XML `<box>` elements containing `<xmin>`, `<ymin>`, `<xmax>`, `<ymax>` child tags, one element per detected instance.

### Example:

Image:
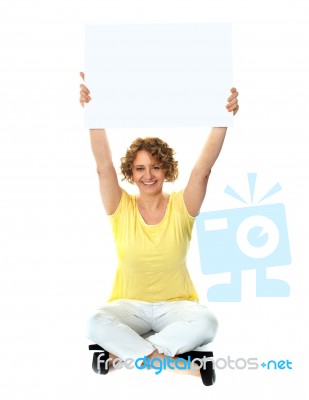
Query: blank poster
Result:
<box><xmin>85</xmin><ymin>23</ymin><xmax>233</xmax><ymax>129</ymax></box>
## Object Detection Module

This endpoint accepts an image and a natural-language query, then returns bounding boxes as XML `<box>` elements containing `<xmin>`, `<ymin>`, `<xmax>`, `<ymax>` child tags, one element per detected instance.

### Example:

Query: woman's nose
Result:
<box><xmin>144</xmin><ymin>168</ymin><xmax>153</xmax><ymax>179</ymax></box>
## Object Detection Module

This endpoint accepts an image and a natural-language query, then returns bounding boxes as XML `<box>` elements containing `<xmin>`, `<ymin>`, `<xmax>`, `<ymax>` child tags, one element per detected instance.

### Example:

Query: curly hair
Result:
<box><xmin>120</xmin><ymin>137</ymin><xmax>178</xmax><ymax>183</ymax></box>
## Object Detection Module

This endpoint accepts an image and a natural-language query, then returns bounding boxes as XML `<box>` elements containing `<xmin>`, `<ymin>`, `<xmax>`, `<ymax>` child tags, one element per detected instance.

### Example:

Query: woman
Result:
<box><xmin>79</xmin><ymin>72</ymin><xmax>239</xmax><ymax>382</ymax></box>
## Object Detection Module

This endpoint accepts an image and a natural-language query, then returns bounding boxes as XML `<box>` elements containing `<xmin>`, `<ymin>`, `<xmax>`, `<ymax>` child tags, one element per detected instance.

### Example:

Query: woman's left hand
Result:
<box><xmin>226</xmin><ymin>87</ymin><xmax>239</xmax><ymax>116</ymax></box>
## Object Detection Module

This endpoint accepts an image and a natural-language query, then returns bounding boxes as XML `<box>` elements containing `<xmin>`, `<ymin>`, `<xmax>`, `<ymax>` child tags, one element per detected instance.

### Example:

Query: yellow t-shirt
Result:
<box><xmin>107</xmin><ymin>189</ymin><xmax>199</xmax><ymax>302</ymax></box>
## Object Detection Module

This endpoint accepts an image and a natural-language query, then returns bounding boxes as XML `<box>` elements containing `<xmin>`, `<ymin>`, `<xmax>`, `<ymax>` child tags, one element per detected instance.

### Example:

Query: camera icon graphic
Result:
<box><xmin>195</xmin><ymin>173</ymin><xmax>291</xmax><ymax>301</ymax></box>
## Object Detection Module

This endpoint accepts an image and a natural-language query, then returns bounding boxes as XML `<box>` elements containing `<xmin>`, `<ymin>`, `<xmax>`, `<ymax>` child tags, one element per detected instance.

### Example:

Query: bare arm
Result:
<box><xmin>80</xmin><ymin>73</ymin><xmax>121</xmax><ymax>215</ymax></box>
<box><xmin>183</xmin><ymin>88</ymin><xmax>239</xmax><ymax>217</ymax></box>
<box><xmin>90</xmin><ymin>129</ymin><xmax>122</xmax><ymax>215</ymax></box>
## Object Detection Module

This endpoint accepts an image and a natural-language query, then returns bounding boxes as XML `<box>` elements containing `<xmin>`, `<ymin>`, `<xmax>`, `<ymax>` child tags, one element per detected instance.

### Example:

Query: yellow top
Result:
<box><xmin>107</xmin><ymin>189</ymin><xmax>199</xmax><ymax>302</ymax></box>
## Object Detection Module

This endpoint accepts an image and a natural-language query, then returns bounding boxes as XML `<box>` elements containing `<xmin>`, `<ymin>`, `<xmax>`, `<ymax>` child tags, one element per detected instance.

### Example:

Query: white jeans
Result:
<box><xmin>87</xmin><ymin>299</ymin><xmax>218</xmax><ymax>360</ymax></box>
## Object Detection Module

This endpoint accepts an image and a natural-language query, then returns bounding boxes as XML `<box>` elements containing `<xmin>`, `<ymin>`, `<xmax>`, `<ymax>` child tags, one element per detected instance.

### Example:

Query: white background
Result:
<box><xmin>0</xmin><ymin>0</ymin><xmax>308</xmax><ymax>399</ymax></box>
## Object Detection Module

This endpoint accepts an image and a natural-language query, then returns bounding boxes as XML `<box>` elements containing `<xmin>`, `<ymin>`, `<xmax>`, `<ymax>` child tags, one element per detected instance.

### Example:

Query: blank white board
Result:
<box><xmin>85</xmin><ymin>23</ymin><xmax>233</xmax><ymax>129</ymax></box>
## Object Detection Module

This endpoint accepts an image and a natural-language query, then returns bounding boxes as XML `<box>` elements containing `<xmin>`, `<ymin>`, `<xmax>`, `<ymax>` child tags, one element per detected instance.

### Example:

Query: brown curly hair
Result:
<box><xmin>120</xmin><ymin>137</ymin><xmax>178</xmax><ymax>183</ymax></box>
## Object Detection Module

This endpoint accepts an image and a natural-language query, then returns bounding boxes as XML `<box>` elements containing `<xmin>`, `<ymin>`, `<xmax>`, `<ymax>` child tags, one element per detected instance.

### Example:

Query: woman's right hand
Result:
<box><xmin>79</xmin><ymin>72</ymin><xmax>91</xmax><ymax>107</ymax></box>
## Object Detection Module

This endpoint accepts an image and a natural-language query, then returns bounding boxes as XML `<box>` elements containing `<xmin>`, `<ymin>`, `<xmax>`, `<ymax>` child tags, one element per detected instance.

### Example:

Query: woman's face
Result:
<box><xmin>132</xmin><ymin>150</ymin><xmax>166</xmax><ymax>195</ymax></box>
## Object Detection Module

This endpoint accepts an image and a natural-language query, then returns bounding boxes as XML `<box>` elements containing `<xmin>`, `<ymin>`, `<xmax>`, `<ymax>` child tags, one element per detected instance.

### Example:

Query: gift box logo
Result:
<box><xmin>195</xmin><ymin>173</ymin><xmax>291</xmax><ymax>301</ymax></box>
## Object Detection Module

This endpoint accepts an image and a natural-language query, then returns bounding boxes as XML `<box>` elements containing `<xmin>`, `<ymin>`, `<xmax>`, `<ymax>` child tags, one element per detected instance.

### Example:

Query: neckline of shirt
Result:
<box><xmin>134</xmin><ymin>193</ymin><xmax>173</xmax><ymax>227</ymax></box>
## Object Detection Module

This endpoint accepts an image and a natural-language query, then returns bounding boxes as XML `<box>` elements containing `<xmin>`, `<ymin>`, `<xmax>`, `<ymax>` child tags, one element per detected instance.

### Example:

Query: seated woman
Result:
<box><xmin>79</xmin><ymin>72</ymin><xmax>239</xmax><ymax>384</ymax></box>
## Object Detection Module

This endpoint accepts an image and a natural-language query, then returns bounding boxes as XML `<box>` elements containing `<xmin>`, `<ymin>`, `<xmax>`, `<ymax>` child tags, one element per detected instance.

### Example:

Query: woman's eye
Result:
<box><xmin>136</xmin><ymin>167</ymin><xmax>144</xmax><ymax>171</ymax></box>
<box><xmin>153</xmin><ymin>166</ymin><xmax>160</xmax><ymax>170</ymax></box>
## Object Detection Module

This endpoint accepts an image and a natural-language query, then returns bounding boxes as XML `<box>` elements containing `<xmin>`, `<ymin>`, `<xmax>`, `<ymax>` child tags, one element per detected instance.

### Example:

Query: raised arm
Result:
<box><xmin>183</xmin><ymin>88</ymin><xmax>239</xmax><ymax>217</ymax></box>
<box><xmin>80</xmin><ymin>73</ymin><xmax>122</xmax><ymax>215</ymax></box>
